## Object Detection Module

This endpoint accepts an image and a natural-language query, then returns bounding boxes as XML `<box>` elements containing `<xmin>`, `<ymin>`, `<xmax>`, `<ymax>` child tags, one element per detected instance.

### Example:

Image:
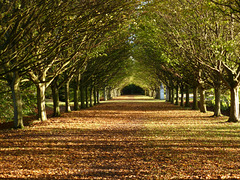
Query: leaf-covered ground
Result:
<box><xmin>1</xmin><ymin>95</ymin><xmax>240</xmax><ymax>179</ymax></box>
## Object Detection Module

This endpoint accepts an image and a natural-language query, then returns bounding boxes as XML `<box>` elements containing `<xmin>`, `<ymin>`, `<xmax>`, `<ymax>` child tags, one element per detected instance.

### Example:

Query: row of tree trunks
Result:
<box><xmin>167</xmin><ymin>83</ymin><xmax>226</xmax><ymax>120</ymax></box>
<box><xmin>49</xmin><ymin>74</ymin><xmax>102</xmax><ymax>119</ymax></box>
<box><xmin>166</xmin><ymin>85</ymin><xmax>190</xmax><ymax>107</ymax></box>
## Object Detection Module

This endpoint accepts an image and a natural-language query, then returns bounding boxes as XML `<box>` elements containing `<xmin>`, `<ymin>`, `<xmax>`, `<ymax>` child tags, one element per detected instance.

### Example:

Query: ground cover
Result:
<box><xmin>0</xmin><ymin>95</ymin><xmax>240</xmax><ymax>179</ymax></box>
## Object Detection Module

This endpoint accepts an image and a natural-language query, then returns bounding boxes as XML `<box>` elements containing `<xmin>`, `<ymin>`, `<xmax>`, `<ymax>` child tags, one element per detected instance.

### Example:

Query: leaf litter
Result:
<box><xmin>1</xmin><ymin>95</ymin><xmax>240</xmax><ymax>179</ymax></box>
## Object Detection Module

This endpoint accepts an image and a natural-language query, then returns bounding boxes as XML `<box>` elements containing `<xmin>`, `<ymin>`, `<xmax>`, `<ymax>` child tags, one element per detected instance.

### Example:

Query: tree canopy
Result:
<box><xmin>1</xmin><ymin>0</ymin><xmax>240</xmax><ymax>128</ymax></box>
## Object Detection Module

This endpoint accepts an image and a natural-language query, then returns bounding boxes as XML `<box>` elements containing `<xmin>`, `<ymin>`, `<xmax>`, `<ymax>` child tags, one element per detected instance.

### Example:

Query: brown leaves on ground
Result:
<box><xmin>1</xmin><ymin>95</ymin><xmax>240</xmax><ymax>179</ymax></box>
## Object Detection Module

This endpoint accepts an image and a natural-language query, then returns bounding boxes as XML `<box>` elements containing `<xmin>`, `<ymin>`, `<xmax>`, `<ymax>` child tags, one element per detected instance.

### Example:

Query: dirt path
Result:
<box><xmin>0</xmin><ymin>95</ymin><xmax>240</xmax><ymax>179</ymax></box>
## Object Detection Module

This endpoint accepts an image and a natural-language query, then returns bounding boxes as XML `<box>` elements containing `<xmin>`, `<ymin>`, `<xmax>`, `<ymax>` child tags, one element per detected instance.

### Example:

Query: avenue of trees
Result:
<box><xmin>131</xmin><ymin>0</ymin><xmax>240</xmax><ymax>122</ymax></box>
<box><xmin>0</xmin><ymin>0</ymin><xmax>139</xmax><ymax>128</ymax></box>
<box><xmin>1</xmin><ymin>0</ymin><xmax>240</xmax><ymax>129</ymax></box>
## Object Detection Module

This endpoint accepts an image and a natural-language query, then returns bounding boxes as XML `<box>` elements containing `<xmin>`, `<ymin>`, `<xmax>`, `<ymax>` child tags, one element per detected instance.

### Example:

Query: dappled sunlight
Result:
<box><xmin>1</xmin><ymin>96</ymin><xmax>240</xmax><ymax>179</ymax></box>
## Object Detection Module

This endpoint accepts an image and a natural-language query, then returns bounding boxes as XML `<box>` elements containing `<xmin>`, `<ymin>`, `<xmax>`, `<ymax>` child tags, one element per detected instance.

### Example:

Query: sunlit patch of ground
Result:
<box><xmin>0</xmin><ymin>95</ymin><xmax>240</xmax><ymax>179</ymax></box>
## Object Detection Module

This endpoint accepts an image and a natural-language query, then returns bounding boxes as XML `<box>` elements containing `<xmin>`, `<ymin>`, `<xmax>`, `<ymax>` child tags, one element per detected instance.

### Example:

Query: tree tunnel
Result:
<box><xmin>121</xmin><ymin>84</ymin><xmax>145</xmax><ymax>95</ymax></box>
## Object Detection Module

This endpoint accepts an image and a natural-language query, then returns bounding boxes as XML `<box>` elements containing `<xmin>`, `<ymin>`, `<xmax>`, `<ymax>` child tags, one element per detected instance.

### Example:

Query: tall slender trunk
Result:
<box><xmin>165</xmin><ymin>87</ymin><xmax>169</xmax><ymax>102</ymax></box>
<box><xmin>90</xmin><ymin>86</ymin><xmax>93</xmax><ymax>107</ymax></box>
<box><xmin>37</xmin><ymin>83</ymin><xmax>47</xmax><ymax>121</ymax></box>
<box><xmin>85</xmin><ymin>86</ymin><xmax>89</xmax><ymax>108</ymax></box>
<box><xmin>155</xmin><ymin>88</ymin><xmax>160</xmax><ymax>99</ymax></box>
<box><xmin>185</xmin><ymin>86</ymin><xmax>190</xmax><ymax>107</ymax></box>
<box><xmin>175</xmin><ymin>85</ymin><xmax>179</xmax><ymax>105</ymax></box>
<box><xmin>171</xmin><ymin>88</ymin><xmax>174</xmax><ymax>104</ymax></box>
<box><xmin>192</xmin><ymin>86</ymin><xmax>199</xmax><ymax>110</ymax></box>
<box><xmin>213</xmin><ymin>74</ymin><xmax>222</xmax><ymax>116</ymax></box>
<box><xmin>10</xmin><ymin>72</ymin><xmax>24</xmax><ymax>129</ymax></box>
<box><xmin>168</xmin><ymin>87</ymin><xmax>172</xmax><ymax>102</ymax></box>
<box><xmin>65</xmin><ymin>80</ymin><xmax>71</xmax><ymax>112</ymax></box>
<box><xmin>104</xmin><ymin>86</ymin><xmax>108</xmax><ymax>101</ymax></box>
<box><xmin>199</xmin><ymin>86</ymin><xmax>207</xmax><ymax>113</ymax></box>
<box><xmin>51</xmin><ymin>83</ymin><xmax>60</xmax><ymax>117</ymax></box>
<box><xmin>80</xmin><ymin>79</ymin><xmax>85</xmax><ymax>109</ymax></box>
<box><xmin>228</xmin><ymin>86</ymin><xmax>239</xmax><ymax>122</ymax></box>
<box><xmin>214</xmin><ymin>86</ymin><xmax>221</xmax><ymax>117</ymax></box>
<box><xmin>107</xmin><ymin>87</ymin><xmax>112</xmax><ymax>100</ymax></box>
<box><xmin>74</xmin><ymin>74</ymin><xmax>81</xmax><ymax>111</ymax></box>
<box><xmin>94</xmin><ymin>87</ymin><xmax>97</xmax><ymax>105</ymax></box>
<box><xmin>180</xmin><ymin>85</ymin><xmax>184</xmax><ymax>107</ymax></box>
<box><xmin>97</xmin><ymin>89</ymin><xmax>100</xmax><ymax>104</ymax></box>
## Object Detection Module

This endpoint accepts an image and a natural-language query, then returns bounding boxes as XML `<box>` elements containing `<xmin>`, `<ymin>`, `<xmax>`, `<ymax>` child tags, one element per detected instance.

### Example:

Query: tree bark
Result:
<box><xmin>80</xmin><ymin>79</ymin><xmax>85</xmax><ymax>109</ymax></box>
<box><xmin>165</xmin><ymin>87</ymin><xmax>169</xmax><ymax>102</ymax></box>
<box><xmin>37</xmin><ymin>83</ymin><xmax>47</xmax><ymax>121</ymax></box>
<box><xmin>199</xmin><ymin>86</ymin><xmax>207</xmax><ymax>113</ymax></box>
<box><xmin>214</xmin><ymin>86</ymin><xmax>221</xmax><ymax>117</ymax></box>
<box><xmin>171</xmin><ymin>88</ymin><xmax>174</xmax><ymax>104</ymax></box>
<box><xmin>192</xmin><ymin>86</ymin><xmax>199</xmax><ymax>110</ymax></box>
<box><xmin>90</xmin><ymin>86</ymin><xmax>93</xmax><ymax>107</ymax></box>
<box><xmin>51</xmin><ymin>83</ymin><xmax>60</xmax><ymax>117</ymax></box>
<box><xmin>94</xmin><ymin>86</ymin><xmax>97</xmax><ymax>105</ymax></box>
<box><xmin>85</xmin><ymin>86</ymin><xmax>89</xmax><ymax>108</ymax></box>
<box><xmin>155</xmin><ymin>88</ymin><xmax>160</xmax><ymax>99</ymax></box>
<box><xmin>228</xmin><ymin>86</ymin><xmax>239</xmax><ymax>122</ymax></box>
<box><xmin>73</xmin><ymin>74</ymin><xmax>81</xmax><ymax>111</ymax></box>
<box><xmin>10</xmin><ymin>72</ymin><xmax>24</xmax><ymax>129</ymax></box>
<box><xmin>175</xmin><ymin>85</ymin><xmax>179</xmax><ymax>105</ymax></box>
<box><xmin>65</xmin><ymin>80</ymin><xmax>71</xmax><ymax>112</ymax></box>
<box><xmin>97</xmin><ymin>89</ymin><xmax>100</xmax><ymax>104</ymax></box>
<box><xmin>104</xmin><ymin>86</ymin><xmax>108</xmax><ymax>101</ymax></box>
<box><xmin>107</xmin><ymin>87</ymin><xmax>111</xmax><ymax>100</ymax></box>
<box><xmin>185</xmin><ymin>85</ymin><xmax>190</xmax><ymax>107</ymax></box>
<box><xmin>180</xmin><ymin>85</ymin><xmax>184</xmax><ymax>107</ymax></box>
<box><xmin>168</xmin><ymin>87</ymin><xmax>172</xmax><ymax>102</ymax></box>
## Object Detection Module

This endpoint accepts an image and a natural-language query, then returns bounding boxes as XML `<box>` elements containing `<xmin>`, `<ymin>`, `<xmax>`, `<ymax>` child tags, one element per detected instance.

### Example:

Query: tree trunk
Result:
<box><xmin>185</xmin><ymin>85</ymin><xmax>190</xmax><ymax>107</ymax></box>
<box><xmin>180</xmin><ymin>85</ymin><xmax>184</xmax><ymax>107</ymax></box>
<box><xmin>51</xmin><ymin>83</ymin><xmax>60</xmax><ymax>117</ymax></box>
<box><xmin>199</xmin><ymin>86</ymin><xmax>207</xmax><ymax>113</ymax></box>
<box><xmin>228</xmin><ymin>86</ymin><xmax>239</xmax><ymax>122</ymax></box>
<box><xmin>192</xmin><ymin>86</ymin><xmax>199</xmax><ymax>110</ymax></box>
<box><xmin>85</xmin><ymin>86</ymin><xmax>89</xmax><ymax>108</ymax></box>
<box><xmin>37</xmin><ymin>83</ymin><xmax>47</xmax><ymax>121</ymax></box>
<box><xmin>94</xmin><ymin>87</ymin><xmax>97</xmax><ymax>105</ymax></box>
<box><xmin>171</xmin><ymin>88</ymin><xmax>174</xmax><ymax>104</ymax></box>
<box><xmin>175</xmin><ymin>85</ymin><xmax>179</xmax><ymax>105</ymax></box>
<box><xmin>155</xmin><ymin>88</ymin><xmax>160</xmax><ymax>99</ymax></box>
<box><xmin>107</xmin><ymin>87</ymin><xmax>112</xmax><ymax>100</ymax></box>
<box><xmin>90</xmin><ymin>86</ymin><xmax>93</xmax><ymax>107</ymax></box>
<box><xmin>214</xmin><ymin>86</ymin><xmax>221</xmax><ymax>117</ymax></box>
<box><xmin>104</xmin><ymin>86</ymin><xmax>108</xmax><ymax>101</ymax></box>
<box><xmin>65</xmin><ymin>81</ymin><xmax>71</xmax><ymax>112</ymax></box>
<box><xmin>165</xmin><ymin>87</ymin><xmax>169</xmax><ymax>102</ymax></box>
<box><xmin>80</xmin><ymin>79</ymin><xmax>85</xmax><ymax>109</ymax></box>
<box><xmin>73</xmin><ymin>74</ymin><xmax>81</xmax><ymax>111</ymax></box>
<box><xmin>97</xmin><ymin>89</ymin><xmax>100</xmax><ymax>104</ymax></box>
<box><xmin>10</xmin><ymin>72</ymin><xmax>24</xmax><ymax>129</ymax></box>
<box><xmin>168</xmin><ymin>87</ymin><xmax>172</xmax><ymax>102</ymax></box>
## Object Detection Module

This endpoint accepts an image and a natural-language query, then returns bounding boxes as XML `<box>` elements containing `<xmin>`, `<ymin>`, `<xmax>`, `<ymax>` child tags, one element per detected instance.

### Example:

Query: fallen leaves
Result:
<box><xmin>1</xmin><ymin>95</ymin><xmax>240</xmax><ymax>179</ymax></box>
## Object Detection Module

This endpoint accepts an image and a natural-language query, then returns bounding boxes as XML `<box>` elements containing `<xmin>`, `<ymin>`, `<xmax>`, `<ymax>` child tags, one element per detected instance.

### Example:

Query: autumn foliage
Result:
<box><xmin>0</xmin><ymin>95</ymin><xmax>240</xmax><ymax>179</ymax></box>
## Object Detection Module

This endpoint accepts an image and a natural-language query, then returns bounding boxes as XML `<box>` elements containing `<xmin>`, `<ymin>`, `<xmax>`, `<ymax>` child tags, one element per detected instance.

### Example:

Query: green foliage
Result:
<box><xmin>0</xmin><ymin>83</ymin><xmax>13</xmax><ymax>122</ymax></box>
<box><xmin>21</xmin><ymin>82</ymin><xmax>37</xmax><ymax>116</ymax></box>
<box><xmin>0</xmin><ymin>81</ymin><xmax>37</xmax><ymax>123</ymax></box>
<box><xmin>207</xmin><ymin>88</ymin><xmax>230</xmax><ymax>111</ymax></box>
